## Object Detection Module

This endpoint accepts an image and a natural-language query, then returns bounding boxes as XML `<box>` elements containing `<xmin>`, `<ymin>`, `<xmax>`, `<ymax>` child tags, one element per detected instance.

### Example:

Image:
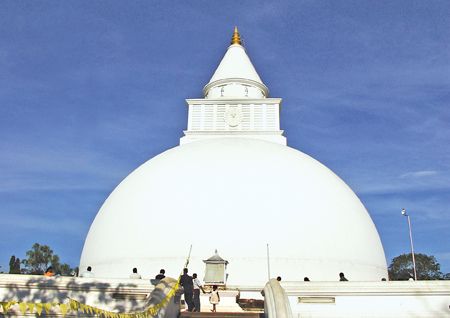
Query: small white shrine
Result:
<box><xmin>203</xmin><ymin>250</ymin><xmax>229</xmax><ymax>285</ymax></box>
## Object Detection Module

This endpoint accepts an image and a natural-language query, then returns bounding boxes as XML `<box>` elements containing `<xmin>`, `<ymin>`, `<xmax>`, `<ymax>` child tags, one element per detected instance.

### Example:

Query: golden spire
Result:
<box><xmin>230</xmin><ymin>27</ymin><xmax>242</xmax><ymax>45</ymax></box>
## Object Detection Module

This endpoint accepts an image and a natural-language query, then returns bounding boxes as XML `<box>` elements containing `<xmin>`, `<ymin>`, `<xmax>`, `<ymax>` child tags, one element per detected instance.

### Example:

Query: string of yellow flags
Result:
<box><xmin>0</xmin><ymin>301</ymin><xmax>70</xmax><ymax>316</ymax></box>
<box><xmin>0</xmin><ymin>258</ymin><xmax>188</xmax><ymax>317</ymax></box>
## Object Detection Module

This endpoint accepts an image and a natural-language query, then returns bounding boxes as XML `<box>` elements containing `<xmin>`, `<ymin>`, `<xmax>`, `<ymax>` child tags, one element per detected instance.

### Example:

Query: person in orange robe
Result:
<box><xmin>44</xmin><ymin>267</ymin><xmax>53</xmax><ymax>276</ymax></box>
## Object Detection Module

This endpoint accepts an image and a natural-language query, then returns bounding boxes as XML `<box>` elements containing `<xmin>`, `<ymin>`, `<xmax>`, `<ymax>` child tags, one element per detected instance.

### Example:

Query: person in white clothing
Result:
<box><xmin>209</xmin><ymin>285</ymin><xmax>220</xmax><ymax>312</ymax></box>
<box><xmin>192</xmin><ymin>273</ymin><xmax>205</xmax><ymax>312</ymax></box>
<box><xmin>80</xmin><ymin>266</ymin><xmax>95</xmax><ymax>278</ymax></box>
<box><xmin>130</xmin><ymin>267</ymin><xmax>142</xmax><ymax>279</ymax></box>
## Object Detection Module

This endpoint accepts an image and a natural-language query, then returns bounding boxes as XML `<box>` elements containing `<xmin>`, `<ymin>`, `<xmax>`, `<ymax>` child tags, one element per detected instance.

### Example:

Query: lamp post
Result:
<box><xmin>402</xmin><ymin>209</ymin><xmax>417</xmax><ymax>281</ymax></box>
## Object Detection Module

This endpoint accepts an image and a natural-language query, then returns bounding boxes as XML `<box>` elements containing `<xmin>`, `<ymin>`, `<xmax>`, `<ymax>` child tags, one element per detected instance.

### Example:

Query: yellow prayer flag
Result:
<box><xmin>0</xmin><ymin>302</ymin><xmax>6</xmax><ymax>315</ymax></box>
<box><xmin>35</xmin><ymin>303</ymin><xmax>43</xmax><ymax>316</ymax></box>
<box><xmin>59</xmin><ymin>304</ymin><xmax>68</xmax><ymax>316</ymax></box>
<box><xmin>4</xmin><ymin>301</ymin><xmax>17</xmax><ymax>314</ymax></box>
<box><xmin>69</xmin><ymin>299</ymin><xmax>76</xmax><ymax>312</ymax></box>
<box><xmin>27</xmin><ymin>303</ymin><xmax>35</xmax><ymax>313</ymax></box>
<box><xmin>18</xmin><ymin>302</ymin><xmax>28</xmax><ymax>314</ymax></box>
<box><xmin>74</xmin><ymin>299</ymin><xmax>80</xmax><ymax>311</ymax></box>
<box><xmin>43</xmin><ymin>303</ymin><xmax>52</xmax><ymax>313</ymax></box>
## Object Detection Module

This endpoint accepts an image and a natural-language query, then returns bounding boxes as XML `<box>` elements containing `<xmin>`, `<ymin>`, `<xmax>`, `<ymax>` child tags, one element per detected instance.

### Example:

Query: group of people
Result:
<box><xmin>180</xmin><ymin>268</ymin><xmax>220</xmax><ymax>312</ymax></box>
<box><xmin>43</xmin><ymin>266</ymin><xmax>94</xmax><ymax>277</ymax></box>
<box><xmin>275</xmin><ymin>272</ymin><xmax>349</xmax><ymax>282</ymax></box>
<box><xmin>75</xmin><ymin>266</ymin><xmax>219</xmax><ymax>312</ymax></box>
<box><xmin>73</xmin><ymin>266</ymin><xmax>154</xmax><ymax>279</ymax></box>
<box><xmin>50</xmin><ymin>266</ymin><xmax>351</xmax><ymax>284</ymax></box>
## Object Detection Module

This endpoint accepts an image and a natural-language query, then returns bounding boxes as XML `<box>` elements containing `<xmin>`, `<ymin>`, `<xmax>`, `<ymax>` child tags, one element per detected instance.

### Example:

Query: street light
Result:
<box><xmin>402</xmin><ymin>209</ymin><xmax>417</xmax><ymax>281</ymax></box>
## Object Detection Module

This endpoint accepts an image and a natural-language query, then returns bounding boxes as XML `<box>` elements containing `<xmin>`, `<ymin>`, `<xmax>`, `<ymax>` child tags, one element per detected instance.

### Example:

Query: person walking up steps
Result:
<box><xmin>193</xmin><ymin>273</ymin><xmax>205</xmax><ymax>312</ymax></box>
<box><xmin>180</xmin><ymin>268</ymin><xmax>194</xmax><ymax>312</ymax></box>
<box><xmin>209</xmin><ymin>285</ymin><xmax>220</xmax><ymax>312</ymax></box>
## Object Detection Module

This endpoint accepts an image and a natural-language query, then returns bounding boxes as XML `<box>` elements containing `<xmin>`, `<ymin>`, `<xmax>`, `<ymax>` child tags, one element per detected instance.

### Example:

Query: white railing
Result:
<box><xmin>262</xmin><ymin>279</ymin><xmax>293</xmax><ymax>318</ymax></box>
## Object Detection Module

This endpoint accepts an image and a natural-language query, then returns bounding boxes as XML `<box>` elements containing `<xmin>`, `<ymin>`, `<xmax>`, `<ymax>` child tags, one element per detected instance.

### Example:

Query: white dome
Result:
<box><xmin>80</xmin><ymin>138</ymin><xmax>387</xmax><ymax>285</ymax></box>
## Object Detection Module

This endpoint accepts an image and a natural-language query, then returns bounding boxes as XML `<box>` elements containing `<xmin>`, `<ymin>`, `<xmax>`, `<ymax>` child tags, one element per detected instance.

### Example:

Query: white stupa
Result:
<box><xmin>79</xmin><ymin>28</ymin><xmax>388</xmax><ymax>286</ymax></box>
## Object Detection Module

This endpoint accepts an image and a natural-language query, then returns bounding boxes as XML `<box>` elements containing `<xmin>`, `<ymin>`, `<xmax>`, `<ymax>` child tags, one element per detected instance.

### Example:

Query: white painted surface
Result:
<box><xmin>80</xmin><ymin>31</ymin><xmax>386</xmax><ymax>288</ymax></box>
<box><xmin>181</xmin><ymin>98</ymin><xmax>286</xmax><ymax>145</ymax></box>
<box><xmin>193</xmin><ymin>291</ymin><xmax>242</xmax><ymax>313</ymax></box>
<box><xmin>2</xmin><ymin>275</ymin><xmax>449</xmax><ymax>317</ymax></box>
<box><xmin>204</xmin><ymin>44</ymin><xmax>268</xmax><ymax>99</ymax></box>
<box><xmin>263</xmin><ymin>279</ymin><xmax>293</xmax><ymax>318</ymax></box>
<box><xmin>208</xmin><ymin>44</ymin><xmax>263</xmax><ymax>84</ymax></box>
<box><xmin>0</xmin><ymin>274</ymin><xmax>154</xmax><ymax>316</ymax></box>
<box><xmin>79</xmin><ymin>137</ymin><xmax>387</xmax><ymax>286</ymax></box>
<box><xmin>281</xmin><ymin>280</ymin><xmax>450</xmax><ymax>317</ymax></box>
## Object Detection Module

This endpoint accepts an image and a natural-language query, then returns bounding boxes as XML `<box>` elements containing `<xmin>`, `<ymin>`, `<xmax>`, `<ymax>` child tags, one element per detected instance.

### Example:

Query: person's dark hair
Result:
<box><xmin>213</xmin><ymin>285</ymin><xmax>218</xmax><ymax>290</ymax></box>
<box><xmin>381</xmin><ymin>278</ymin><xmax>386</xmax><ymax>281</ymax></box>
<box><xmin>339</xmin><ymin>272</ymin><xmax>344</xmax><ymax>277</ymax></box>
<box><xmin>304</xmin><ymin>277</ymin><xmax>310</xmax><ymax>281</ymax></box>
<box><xmin>46</xmin><ymin>267</ymin><xmax>53</xmax><ymax>273</ymax></box>
<box><xmin>133</xmin><ymin>268</ymin><xmax>138</xmax><ymax>273</ymax></box>
<box><xmin>160</xmin><ymin>269</ymin><xmax>165</xmax><ymax>274</ymax></box>
<box><xmin>276</xmin><ymin>276</ymin><xmax>281</xmax><ymax>281</ymax></box>
<box><xmin>87</xmin><ymin>266</ymin><xmax>92</xmax><ymax>271</ymax></box>
<box><xmin>183</xmin><ymin>268</ymin><xmax>188</xmax><ymax>274</ymax></box>
<box><xmin>193</xmin><ymin>273</ymin><xmax>197</xmax><ymax>278</ymax></box>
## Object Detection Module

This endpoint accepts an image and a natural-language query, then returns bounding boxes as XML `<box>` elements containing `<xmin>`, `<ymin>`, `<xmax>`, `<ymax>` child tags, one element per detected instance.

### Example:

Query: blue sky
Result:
<box><xmin>1</xmin><ymin>1</ymin><xmax>449</xmax><ymax>276</ymax></box>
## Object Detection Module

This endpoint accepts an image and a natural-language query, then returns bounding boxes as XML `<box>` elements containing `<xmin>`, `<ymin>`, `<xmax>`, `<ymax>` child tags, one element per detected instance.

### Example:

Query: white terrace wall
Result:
<box><xmin>281</xmin><ymin>280</ymin><xmax>450</xmax><ymax>318</ymax></box>
<box><xmin>2</xmin><ymin>274</ymin><xmax>450</xmax><ymax>317</ymax></box>
<box><xmin>0</xmin><ymin>274</ymin><xmax>240</xmax><ymax>316</ymax></box>
<box><xmin>0</xmin><ymin>274</ymin><xmax>156</xmax><ymax>317</ymax></box>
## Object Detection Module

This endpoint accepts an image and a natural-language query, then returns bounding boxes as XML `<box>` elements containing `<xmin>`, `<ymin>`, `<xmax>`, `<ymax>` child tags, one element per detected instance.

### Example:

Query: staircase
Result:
<box><xmin>180</xmin><ymin>312</ymin><xmax>264</xmax><ymax>318</ymax></box>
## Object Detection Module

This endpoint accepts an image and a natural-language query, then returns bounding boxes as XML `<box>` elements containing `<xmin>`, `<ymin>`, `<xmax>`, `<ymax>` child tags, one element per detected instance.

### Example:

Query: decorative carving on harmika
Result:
<box><xmin>224</xmin><ymin>106</ymin><xmax>243</xmax><ymax>127</ymax></box>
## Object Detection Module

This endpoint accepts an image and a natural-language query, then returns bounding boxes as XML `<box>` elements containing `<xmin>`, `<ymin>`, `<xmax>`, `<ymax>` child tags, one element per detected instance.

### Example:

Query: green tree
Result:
<box><xmin>58</xmin><ymin>263</ymin><xmax>74</xmax><ymax>276</ymax></box>
<box><xmin>21</xmin><ymin>243</ymin><xmax>54</xmax><ymax>275</ymax></box>
<box><xmin>9</xmin><ymin>255</ymin><xmax>21</xmax><ymax>274</ymax></box>
<box><xmin>388</xmin><ymin>253</ymin><xmax>446</xmax><ymax>280</ymax></box>
<box><xmin>21</xmin><ymin>243</ymin><xmax>73</xmax><ymax>275</ymax></box>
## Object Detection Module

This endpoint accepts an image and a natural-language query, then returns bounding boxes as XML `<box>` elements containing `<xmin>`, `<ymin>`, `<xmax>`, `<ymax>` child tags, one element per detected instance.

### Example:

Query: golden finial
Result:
<box><xmin>230</xmin><ymin>27</ymin><xmax>242</xmax><ymax>45</ymax></box>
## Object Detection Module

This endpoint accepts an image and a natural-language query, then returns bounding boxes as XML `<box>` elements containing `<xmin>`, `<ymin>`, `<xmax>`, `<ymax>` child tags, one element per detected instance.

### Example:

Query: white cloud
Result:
<box><xmin>400</xmin><ymin>171</ymin><xmax>438</xmax><ymax>179</ymax></box>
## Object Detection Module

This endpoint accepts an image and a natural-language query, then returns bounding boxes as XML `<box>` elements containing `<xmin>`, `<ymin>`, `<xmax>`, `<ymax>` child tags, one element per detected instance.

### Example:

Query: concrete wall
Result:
<box><xmin>0</xmin><ymin>274</ymin><xmax>171</xmax><ymax>317</ymax></box>
<box><xmin>2</xmin><ymin>274</ymin><xmax>450</xmax><ymax>318</ymax></box>
<box><xmin>0</xmin><ymin>274</ymin><xmax>241</xmax><ymax>316</ymax></box>
<box><xmin>281</xmin><ymin>280</ymin><xmax>450</xmax><ymax>318</ymax></box>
